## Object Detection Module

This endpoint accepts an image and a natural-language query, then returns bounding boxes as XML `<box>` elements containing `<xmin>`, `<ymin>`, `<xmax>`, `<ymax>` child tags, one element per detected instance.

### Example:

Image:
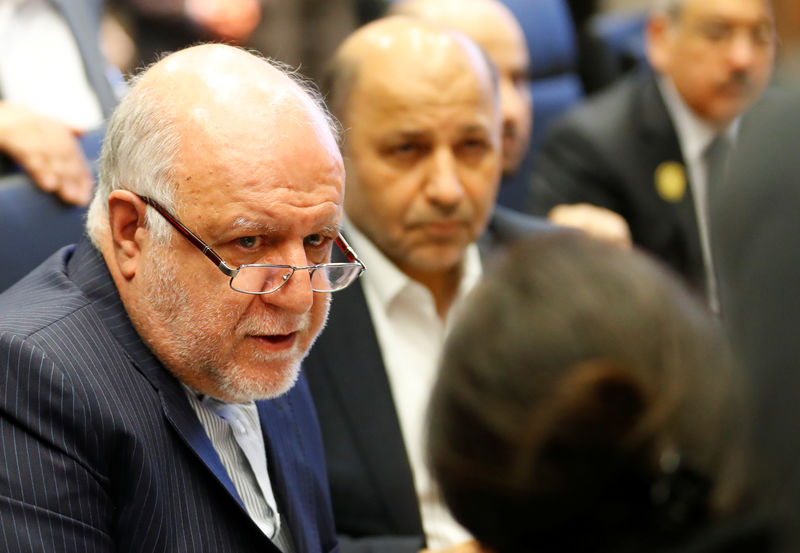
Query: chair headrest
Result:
<box><xmin>501</xmin><ymin>0</ymin><xmax>579</xmax><ymax>79</ymax></box>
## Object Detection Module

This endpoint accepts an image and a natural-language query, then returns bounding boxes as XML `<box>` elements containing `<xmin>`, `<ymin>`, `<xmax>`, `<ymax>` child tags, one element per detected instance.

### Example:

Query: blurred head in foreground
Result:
<box><xmin>428</xmin><ymin>233</ymin><xmax>752</xmax><ymax>553</ymax></box>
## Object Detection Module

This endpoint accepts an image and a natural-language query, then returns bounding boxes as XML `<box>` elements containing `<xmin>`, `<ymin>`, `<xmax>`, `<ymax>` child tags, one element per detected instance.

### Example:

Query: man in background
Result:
<box><xmin>305</xmin><ymin>16</ymin><xmax>551</xmax><ymax>553</ymax></box>
<box><xmin>529</xmin><ymin>0</ymin><xmax>775</xmax><ymax>312</ymax></box>
<box><xmin>390</xmin><ymin>0</ymin><xmax>533</xmax><ymax>209</ymax></box>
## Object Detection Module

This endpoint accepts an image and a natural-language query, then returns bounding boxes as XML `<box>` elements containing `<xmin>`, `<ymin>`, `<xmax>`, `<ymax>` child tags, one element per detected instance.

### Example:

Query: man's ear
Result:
<box><xmin>646</xmin><ymin>14</ymin><xmax>673</xmax><ymax>74</ymax></box>
<box><xmin>107</xmin><ymin>190</ymin><xmax>148</xmax><ymax>280</ymax></box>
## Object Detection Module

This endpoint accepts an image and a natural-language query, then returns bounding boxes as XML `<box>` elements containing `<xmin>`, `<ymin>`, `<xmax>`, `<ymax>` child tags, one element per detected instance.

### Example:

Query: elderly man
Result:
<box><xmin>529</xmin><ymin>0</ymin><xmax>775</xmax><ymax>311</ymax></box>
<box><xmin>304</xmin><ymin>16</ymin><xmax>551</xmax><ymax>553</ymax></box>
<box><xmin>0</xmin><ymin>44</ymin><xmax>362</xmax><ymax>552</ymax></box>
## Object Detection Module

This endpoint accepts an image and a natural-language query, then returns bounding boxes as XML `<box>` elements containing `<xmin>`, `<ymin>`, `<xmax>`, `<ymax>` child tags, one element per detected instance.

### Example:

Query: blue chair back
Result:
<box><xmin>0</xmin><ymin>175</ymin><xmax>88</xmax><ymax>293</ymax></box>
<box><xmin>497</xmin><ymin>0</ymin><xmax>584</xmax><ymax>210</ymax></box>
<box><xmin>0</xmin><ymin>128</ymin><xmax>104</xmax><ymax>293</ymax></box>
<box><xmin>585</xmin><ymin>10</ymin><xmax>650</xmax><ymax>90</ymax></box>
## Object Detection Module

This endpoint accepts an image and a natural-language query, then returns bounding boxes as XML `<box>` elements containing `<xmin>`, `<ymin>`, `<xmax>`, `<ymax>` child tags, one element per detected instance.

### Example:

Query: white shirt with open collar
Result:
<box><xmin>344</xmin><ymin>217</ymin><xmax>481</xmax><ymax>550</ymax></box>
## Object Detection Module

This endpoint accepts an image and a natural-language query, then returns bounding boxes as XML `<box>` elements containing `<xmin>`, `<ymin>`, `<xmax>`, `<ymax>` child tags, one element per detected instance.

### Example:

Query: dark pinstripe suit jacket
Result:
<box><xmin>0</xmin><ymin>239</ymin><xmax>339</xmax><ymax>553</ymax></box>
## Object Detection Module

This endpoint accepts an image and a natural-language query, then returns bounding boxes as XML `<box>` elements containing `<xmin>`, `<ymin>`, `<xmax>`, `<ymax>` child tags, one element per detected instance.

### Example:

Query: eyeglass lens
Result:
<box><xmin>230</xmin><ymin>264</ymin><xmax>362</xmax><ymax>294</ymax></box>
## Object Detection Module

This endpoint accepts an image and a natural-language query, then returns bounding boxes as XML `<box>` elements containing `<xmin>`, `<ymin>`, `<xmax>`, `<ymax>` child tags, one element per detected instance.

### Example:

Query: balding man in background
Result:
<box><xmin>529</xmin><ymin>0</ymin><xmax>775</xmax><ymax>312</ymax></box>
<box><xmin>0</xmin><ymin>44</ymin><xmax>359</xmax><ymax>552</ymax></box>
<box><xmin>390</xmin><ymin>0</ymin><xmax>533</xmax><ymax>189</ymax></box>
<box><xmin>304</xmin><ymin>16</ymin><xmax>551</xmax><ymax>553</ymax></box>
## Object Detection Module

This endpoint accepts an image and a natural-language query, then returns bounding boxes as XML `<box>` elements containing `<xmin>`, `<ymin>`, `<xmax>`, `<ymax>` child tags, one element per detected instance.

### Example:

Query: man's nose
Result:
<box><xmin>425</xmin><ymin>148</ymin><xmax>464</xmax><ymax>208</ymax></box>
<box><xmin>259</xmin><ymin>247</ymin><xmax>314</xmax><ymax>314</ymax></box>
<box><xmin>728</xmin><ymin>31</ymin><xmax>757</xmax><ymax>71</ymax></box>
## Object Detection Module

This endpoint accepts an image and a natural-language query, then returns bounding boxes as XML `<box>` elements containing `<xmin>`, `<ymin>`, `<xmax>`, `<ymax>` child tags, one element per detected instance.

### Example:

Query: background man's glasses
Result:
<box><xmin>138</xmin><ymin>195</ymin><xmax>365</xmax><ymax>295</ymax></box>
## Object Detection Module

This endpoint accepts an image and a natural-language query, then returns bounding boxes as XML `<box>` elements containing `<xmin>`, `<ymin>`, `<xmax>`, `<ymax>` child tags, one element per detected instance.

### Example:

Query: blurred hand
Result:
<box><xmin>548</xmin><ymin>203</ymin><xmax>633</xmax><ymax>248</ymax></box>
<box><xmin>0</xmin><ymin>102</ymin><xmax>92</xmax><ymax>206</ymax></box>
<box><xmin>421</xmin><ymin>539</ymin><xmax>483</xmax><ymax>553</ymax></box>
<box><xmin>186</xmin><ymin>0</ymin><xmax>261</xmax><ymax>43</ymax></box>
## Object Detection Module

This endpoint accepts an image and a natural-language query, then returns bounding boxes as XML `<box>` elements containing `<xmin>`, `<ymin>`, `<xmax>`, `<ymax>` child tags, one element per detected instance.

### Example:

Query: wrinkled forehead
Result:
<box><xmin>349</xmin><ymin>31</ymin><xmax>497</xmax><ymax>115</ymax></box>
<box><xmin>672</xmin><ymin>0</ymin><xmax>774</xmax><ymax>26</ymax></box>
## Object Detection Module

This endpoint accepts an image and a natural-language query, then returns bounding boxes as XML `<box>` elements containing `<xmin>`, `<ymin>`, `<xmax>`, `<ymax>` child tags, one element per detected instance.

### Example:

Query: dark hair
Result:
<box><xmin>427</xmin><ymin>232</ymin><xmax>749</xmax><ymax>553</ymax></box>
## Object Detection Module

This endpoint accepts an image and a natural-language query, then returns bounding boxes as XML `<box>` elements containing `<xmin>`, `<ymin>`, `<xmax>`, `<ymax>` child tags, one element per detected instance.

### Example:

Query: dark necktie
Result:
<box><xmin>705</xmin><ymin>133</ymin><xmax>734</xmax><ymax>203</ymax></box>
<box><xmin>704</xmin><ymin>133</ymin><xmax>734</xmax><ymax>315</ymax></box>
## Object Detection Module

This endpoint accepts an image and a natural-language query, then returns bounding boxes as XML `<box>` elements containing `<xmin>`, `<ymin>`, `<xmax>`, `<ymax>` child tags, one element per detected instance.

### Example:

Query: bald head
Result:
<box><xmin>391</xmin><ymin>0</ymin><xmax>526</xmax><ymax>58</ymax></box>
<box><xmin>90</xmin><ymin>44</ymin><xmax>339</xmax><ymax>245</ymax></box>
<box><xmin>138</xmin><ymin>45</ymin><xmax>335</xmax><ymax>146</ymax></box>
<box><xmin>325</xmin><ymin>16</ymin><xmax>496</xmax><ymax>126</ymax></box>
<box><xmin>389</xmin><ymin>0</ymin><xmax>532</xmax><ymax>174</ymax></box>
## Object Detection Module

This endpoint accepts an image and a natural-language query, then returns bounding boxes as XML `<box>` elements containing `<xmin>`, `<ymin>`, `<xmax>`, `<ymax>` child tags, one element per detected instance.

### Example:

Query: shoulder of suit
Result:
<box><xmin>549</xmin><ymin>71</ymin><xmax>650</xmax><ymax>138</ymax></box>
<box><xmin>0</xmin><ymin>248</ymin><xmax>90</xmax><ymax>338</ymax></box>
<box><xmin>489</xmin><ymin>207</ymin><xmax>557</xmax><ymax>240</ymax></box>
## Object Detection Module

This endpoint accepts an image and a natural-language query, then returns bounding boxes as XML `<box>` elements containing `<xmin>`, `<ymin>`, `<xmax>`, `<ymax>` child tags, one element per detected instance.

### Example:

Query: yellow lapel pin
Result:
<box><xmin>654</xmin><ymin>161</ymin><xmax>687</xmax><ymax>203</ymax></box>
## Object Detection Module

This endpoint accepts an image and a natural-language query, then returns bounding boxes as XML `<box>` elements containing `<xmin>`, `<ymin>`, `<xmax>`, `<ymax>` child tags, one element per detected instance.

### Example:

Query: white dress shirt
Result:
<box><xmin>0</xmin><ymin>0</ymin><xmax>103</xmax><ymax>130</ymax></box>
<box><xmin>658</xmin><ymin>76</ymin><xmax>739</xmax><ymax>314</ymax></box>
<box><xmin>345</xmin><ymin>219</ymin><xmax>481</xmax><ymax>550</ymax></box>
<box><xmin>184</xmin><ymin>387</ymin><xmax>295</xmax><ymax>553</ymax></box>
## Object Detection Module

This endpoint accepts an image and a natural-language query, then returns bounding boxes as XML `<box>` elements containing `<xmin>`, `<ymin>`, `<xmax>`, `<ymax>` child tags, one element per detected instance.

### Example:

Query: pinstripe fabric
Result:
<box><xmin>0</xmin><ymin>239</ymin><xmax>339</xmax><ymax>553</ymax></box>
<box><xmin>184</xmin><ymin>389</ymin><xmax>295</xmax><ymax>553</ymax></box>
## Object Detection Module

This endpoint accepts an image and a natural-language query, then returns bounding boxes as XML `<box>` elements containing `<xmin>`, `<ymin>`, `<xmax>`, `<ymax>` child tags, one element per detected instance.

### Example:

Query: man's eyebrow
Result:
<box><xmin>320</xmin><ymin>224</ymin><xmax>342</xmax><ymax>235</ymax></box>
<box><xmin>459</xmin><ymin>123</ymin><xmax>491</xmax><ymax>135</ymax></box>
<box><xmin>385</xmin><ymin>129</ymin><xmax>430</xmax><ymax>141</ymax></box>
<box><xmin>230</xmin><ymin>218</ymin><xmax>281</xmax><ymax>233</ymax></box>
<box><xmin>230</xmin><ymin>219</ymin><xmax>342</xmax><ymax>235</ymax></box>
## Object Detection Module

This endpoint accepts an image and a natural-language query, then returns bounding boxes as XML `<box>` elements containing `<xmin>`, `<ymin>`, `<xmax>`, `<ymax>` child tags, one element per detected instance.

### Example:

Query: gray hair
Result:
<box><xmin>87</xmin><ymin>48</ymin><xmax>342</xmax><ymax>248</ymax></box>
<box><xmin>86</xmin><ymin>64</ymin><xmax>181</xmax><ymax>247</ymax></box>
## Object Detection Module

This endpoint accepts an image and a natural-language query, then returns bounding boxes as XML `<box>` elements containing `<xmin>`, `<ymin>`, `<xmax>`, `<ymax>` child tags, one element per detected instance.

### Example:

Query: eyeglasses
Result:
<box><xmin>138</xmin><ymin>195</ymin><xmax>365</xmax><ymax>295</ymax></box>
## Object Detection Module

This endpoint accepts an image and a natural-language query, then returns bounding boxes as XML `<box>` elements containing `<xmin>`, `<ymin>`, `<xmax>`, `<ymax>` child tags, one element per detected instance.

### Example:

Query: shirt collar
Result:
<box><xmin>343</xmin><ymin>216</ymin><xmax>482</xmax><ymax>313</ymax></box>
<box><xmin>181</xmin><ymin>382</ymin><xmax>256</xmax><ymax>410</ymax></box>
<box><xmin>657</xmin><ymin>75</ymin><xmax>740</xmax><ymax>163</ymax></box>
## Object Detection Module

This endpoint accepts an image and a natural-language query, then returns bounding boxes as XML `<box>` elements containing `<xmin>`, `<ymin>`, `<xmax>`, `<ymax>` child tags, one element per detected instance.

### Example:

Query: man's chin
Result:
<box><xmin>211</xmin><ymin>358</ymin><xmax>303</xmax><ymax>403</ymax></box>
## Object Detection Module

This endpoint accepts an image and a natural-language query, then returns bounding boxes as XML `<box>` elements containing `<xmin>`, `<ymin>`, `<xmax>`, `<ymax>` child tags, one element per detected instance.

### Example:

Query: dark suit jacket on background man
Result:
<box><xmin>529</xmin><ymin>72</ymin><xmax>706</xmax><ymax>287</ymax></box>
<box><xmin>304</xmin><ymin>208</ymin><xmax>552</xmax><ymax>553</ymax></box>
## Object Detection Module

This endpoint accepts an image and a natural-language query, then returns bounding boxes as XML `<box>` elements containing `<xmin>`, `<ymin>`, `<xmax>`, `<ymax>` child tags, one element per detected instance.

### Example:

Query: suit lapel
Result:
<box><xmin>69</xmin><ymin>240</ymin><xmax>246</xmax><ymax>512</ymax></box>
<box><xmin>256</xmin><ymin>393</ymin><xmax>311</xmax><ymax>553</ymax></box>
<box><xmin>636</xmin><ymin>75</ymin><xmax>705</xmax><ymax>284</ymax></box>
<box><xmin>316</xmin><ymin>281</ymin><xmax>424</xmax><ymax>533</ymax></box>
<box><xmin>49</xmin><ymin>0</ymin><xmax>117</xmax><ymax>117</ymax></box>
<box><xmin>157</xmin><ymin>379</ymin><xmax>246</xmax><ymax>509</ymax></box>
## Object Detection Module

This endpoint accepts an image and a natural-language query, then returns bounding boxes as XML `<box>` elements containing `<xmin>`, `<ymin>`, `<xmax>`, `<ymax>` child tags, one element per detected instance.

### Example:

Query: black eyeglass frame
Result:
<box><xmin>138</xmin><ymin>195</ymin><xmax>365</xmax><ymax>294</ymax></box>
